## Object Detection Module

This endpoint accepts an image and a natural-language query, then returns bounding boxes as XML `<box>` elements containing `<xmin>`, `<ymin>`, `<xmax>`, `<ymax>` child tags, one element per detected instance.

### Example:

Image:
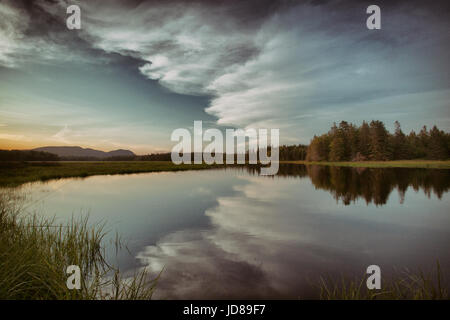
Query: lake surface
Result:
<box><xmin>12</xmin><ymin>165</ymin><xmax>450</xmax><ymax>299</ymax></box>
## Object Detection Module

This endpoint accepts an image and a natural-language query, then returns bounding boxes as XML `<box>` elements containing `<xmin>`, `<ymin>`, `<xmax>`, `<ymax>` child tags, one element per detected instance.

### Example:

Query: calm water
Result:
<box><xmin>12</xmin><ymin>165</ymin><xmax>450</xmax><ymax>298</ymax></box>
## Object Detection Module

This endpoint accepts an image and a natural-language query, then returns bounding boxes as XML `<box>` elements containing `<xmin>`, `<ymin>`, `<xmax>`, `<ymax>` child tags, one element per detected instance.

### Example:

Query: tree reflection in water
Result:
<box><xmin>245</xmin><ymin>164</ymin><xmax>450</xmax><ymax>206</ymax></box>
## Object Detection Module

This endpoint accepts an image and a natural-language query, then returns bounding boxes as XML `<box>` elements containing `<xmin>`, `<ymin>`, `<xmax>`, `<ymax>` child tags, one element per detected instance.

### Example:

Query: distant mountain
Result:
<box><xmin>32</xmin><ymin>146</ymin><xmax>135</xmax><ymax>159</ymax></box>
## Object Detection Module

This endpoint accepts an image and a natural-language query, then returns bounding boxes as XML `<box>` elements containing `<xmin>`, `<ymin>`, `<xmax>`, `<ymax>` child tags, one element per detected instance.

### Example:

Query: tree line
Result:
<box><xmin>137</xmin><ymin>148</ymin><xmax>309</xmax><ymax>162</ymax></box>
<box><xmin>1</xmin><ymin>121</ymin><xmax>448</xmax><ymax>162</ymax></box>
<box><xmin>306</xmin><ymin>121</ymin><xmax>449</xmax><ymax>161</ymax></box>
<box><xmin>0</xmin><ymin>150</ymin><xmax>59</xmax><ymax>161</ymax></box>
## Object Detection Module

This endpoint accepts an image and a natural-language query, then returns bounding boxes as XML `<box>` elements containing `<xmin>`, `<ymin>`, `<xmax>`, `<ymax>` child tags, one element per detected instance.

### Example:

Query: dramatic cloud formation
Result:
<box><xmin>70</xmin><ymin>0</ymin><xmax>267</xmax><ymax>96</ymax></box>
<box><xmin>0</xmin><ymin>2</ymin><xmax>30</xmax><ymax>67</ymax></box>
<box><xmin>0</xmin><ymin>0</ymin><xmax>449</xmax><ymax>150</ymax></box>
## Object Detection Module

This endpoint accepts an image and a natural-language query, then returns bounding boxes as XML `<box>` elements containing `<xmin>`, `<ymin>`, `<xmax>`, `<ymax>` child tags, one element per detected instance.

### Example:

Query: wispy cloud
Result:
<box><xmin>76</xmin><ymin>0</ymin><xmax>450</xmax><ymax>139</ymax></box>
<box><xmin>51</xmin><ymin>124</ymin><xmax>75</xmax><ymax>144</ymax></box>
<box><xmin>0</xmin><ymin>133</ymin><xmax>31</xmax><ymax>142</ymax></box>
<box><xmin>0</xmin><ymin>0</ymin><xmax>108</xmax><ymax>68</ymax></box>
<box><xmin>0</xmin><ymin>1</ymin><xmax>29</xmax><ymax>67</ymax></box>
<box><xmin>1</xmin><ymin>0</ymin><xmax>449</xmax><ymax>147</ymax></box>
<box><xmin>76</xmin><ymin>1</ymin><xmax>262</xmax><ymax>96</ymax></box>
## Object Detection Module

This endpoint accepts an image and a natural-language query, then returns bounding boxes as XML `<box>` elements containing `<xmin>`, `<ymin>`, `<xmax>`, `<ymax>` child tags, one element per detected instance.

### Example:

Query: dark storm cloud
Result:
<box><xmin>0</xmin><ymin>0</ymin><xmax>111</xmax><ymax>67</ymax></box>
<box><xmin>0</xmin><ymin>0</ymin><xmax>287</xmax><ymax>70</ymax></box>
<box><xmin>1</xmin><ymin>0</ymin><xmax>449</xmax><ymax>147</ymax></box>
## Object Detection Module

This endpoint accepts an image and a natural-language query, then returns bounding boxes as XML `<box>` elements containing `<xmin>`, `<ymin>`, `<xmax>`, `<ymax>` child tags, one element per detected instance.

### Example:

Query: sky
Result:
<box><xmin>0</xmin><ymin>0</ymin><xmax>449</xmax><ymax>154</ymax></box>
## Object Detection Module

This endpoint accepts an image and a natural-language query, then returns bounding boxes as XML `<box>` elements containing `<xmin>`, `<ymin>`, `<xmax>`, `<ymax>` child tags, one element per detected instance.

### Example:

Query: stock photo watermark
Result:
<box><xmin>66</xmin><ymin>5</ymin><xmax>81</xmax><ymax>30</ymax></box>
<box><xmin>66</xmin><ymin>265</ymin><xmax>81</xmax><ymax>290</ymax></box>
<box><xmin>366</xmin><ymin>265</ymin><xmax>381</xmax><ymax>290</ymax></box>
<box><xmin>170</xmin><ymin>121</ymin><xmax>280</xmax><ymax>175</ymax></box>
<box><xmin>65</xmin><ymin>4</ymin><xmax>381</xmax><ymax>31</ymax></box>
<box><xmin>366</xmin><ymin>5</ymin><xmax>381</xmax><ymax>30</ymax></box>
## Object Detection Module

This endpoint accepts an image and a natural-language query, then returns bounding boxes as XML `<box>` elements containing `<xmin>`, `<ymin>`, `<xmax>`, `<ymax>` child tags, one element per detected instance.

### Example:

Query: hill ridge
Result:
<box><xmin>32</xmin><ymin>146</ymin><xmax>135</xmax><ymax>158</ymax></box>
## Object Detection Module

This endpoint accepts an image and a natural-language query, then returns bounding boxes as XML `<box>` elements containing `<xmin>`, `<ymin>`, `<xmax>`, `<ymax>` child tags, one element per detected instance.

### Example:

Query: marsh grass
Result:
<box><xmin>283</xmin><ymin>160</ymin><xmax>450</xmax><ymax>169</ymax></box>
<box><xmin>319</xmin><ymin>263</ymin><xmax>448</xmax><ymax>300</ymax></box>
<box><xmin>0</xmin><ymin>191</ymin><xmax>157</xmax><ymax>300</ymax></box>
<box><xmin>0</xmin><ymin>161</ymin><xmax>223</xmax><ymax>187</ymax></box>
<box><xmin>2</xmin><ymin>160</ymin><xmax>448</xmax><ymax>188</ymax></box>
<box><xmin>1</xmin><ymin>187</ymin><xmax>448</xmax><ymax>300</ymax></box>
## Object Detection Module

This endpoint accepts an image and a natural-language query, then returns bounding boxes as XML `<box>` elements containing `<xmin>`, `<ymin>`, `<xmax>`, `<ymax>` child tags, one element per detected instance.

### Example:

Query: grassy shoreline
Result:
<box><xmin>319</xmin><ymin>263</ymin><xmax>448</xmax><ymax>300</ymax></box>
<box><xmin>282</xmin><ymin>160</ymin><xmax>450</xmax><ymax>169</ymax></box>
<box><xmin>0</xmin><ymin>192</ymin><xmax>157</xmax><ymax>299</ymax></box>
<box><xmin>1</xmin><ymin>165</ymin><xmax>448</xmax><ymax>299</ymax></box>
<box><xmin>1</xmin><ymin>191</ymin><xmax>447</xmax><ymax>300</ymax></box>
<box><xmin>0</xmin><ymin>161</ymin><xmax>223</xmax><ymax>187</ymax></box>
<box><xmin>1</xmin><ymin>160</ymin><xmax>449</xmax><ymax>188</ymax></box>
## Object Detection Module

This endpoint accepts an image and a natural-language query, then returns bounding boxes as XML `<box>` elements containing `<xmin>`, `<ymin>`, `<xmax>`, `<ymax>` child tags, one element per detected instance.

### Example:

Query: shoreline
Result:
<box><xmin>1</xmin><ymin>160</ymin><xmax>449</xmax><ymax>187</ymax></box>
<box><xmin>0</xmin><ymin>161</ymin><xmax>222</xmax><ymax>187</ymax></box>
<box><xmin>281</xmin><ymin>160</ymin><xmax>450</xmax><ymax>169</ymax></box>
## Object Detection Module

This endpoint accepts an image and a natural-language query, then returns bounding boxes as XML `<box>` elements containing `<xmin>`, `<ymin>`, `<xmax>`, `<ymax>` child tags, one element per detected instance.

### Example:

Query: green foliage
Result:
<box><xmin>0</xmin><ymin>161</ymin><xmax>222</xmax><ymax>187</ymax></box>
<box><xmin>329</xmin><ymin>121</ymin><xmax>355</xmax><ymax>161</ymax></box>
<box><xmin>319</xmin><ymin>262</ymin><xmax>448</xmax><ymax>300</ymax></box>
<box><xmin>286</xmin><ymin>160</ymin><xmax>450</xmax><ymax>168</ymax></box>
<box><xmin>278</xmin><ymin>144</ymin><xmax>308</xmax><ymax>160</ymax></box>
<box><xmin>304</xmin><ymin>165</ymin><xmax>450</xmax><ymax>205</ymax></box>
<box><xmin>0</xmin><ymin>192</ymin><xmax>157</xmax><ymax>300</ymax></box>
<box><xmin>0</xmin><ymin>150</ymin><xmax>59</xmax><ymax>161</ymax></box>
<box><xmin>428</xmin><ymin>126</ymin><xmax>448</xmax><ymax>160</ymax></box>
<box><xmin>369</xmin><ymin>120</ymin><xmax>391</xmax><ymax>160</ymax></box>
<box><xmin>306</xmin><ymin>121</ymin><xmax>450</xmax><ymax>161</ymax></box>
<box><xmin>392</xmin><ymin>121</ymin><xmax>410</xmax><ymax>160</ymax></box>
<box><xmin>358</xmin><ymin>121</ymin><xmax>371</xmax><ymax>158</ymax></box>
<box><xmin>306</xmin><ymin>134</ymin><xmax>331</xmax><ymax>161</ymax></box>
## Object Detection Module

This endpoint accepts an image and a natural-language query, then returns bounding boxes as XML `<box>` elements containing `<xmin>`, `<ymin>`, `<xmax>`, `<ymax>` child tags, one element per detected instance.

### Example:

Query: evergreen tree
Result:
<box><xmin>428</xmin><ymin>126</ymin><xmax>448</xmax><ymax>159</ymax></box>
<box><xmin>392</xmin><ymin>121</ymin><xmax>410</xmax><ymax>160</ymax></box>
<box><xmin>306</xmin><ymin>134</ymin><xmax>330</xmax><ymax>161</ymax></box>
<box><xmin>329</xmin><ymin>121</ymin><xmax>350</xmax><ymax>161</ymax></box>
<box><xmin>369</xmin><ymin>120</ymin><xmax>392</xmax><ymax>160</ymax></box>
<box><xmin>418</xmin><ymin>125</ymin><xmax>429</xmax><ymax>157</ymax></box>
<box><xmin>358</xmin><ymin>121</ymin><xmax>371</xmax><ymax>159</ymax></box>
<box><xmin>304</xmin><ymin>120</ymin><xmax>448</xmax><ymax>161</ymax></box>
